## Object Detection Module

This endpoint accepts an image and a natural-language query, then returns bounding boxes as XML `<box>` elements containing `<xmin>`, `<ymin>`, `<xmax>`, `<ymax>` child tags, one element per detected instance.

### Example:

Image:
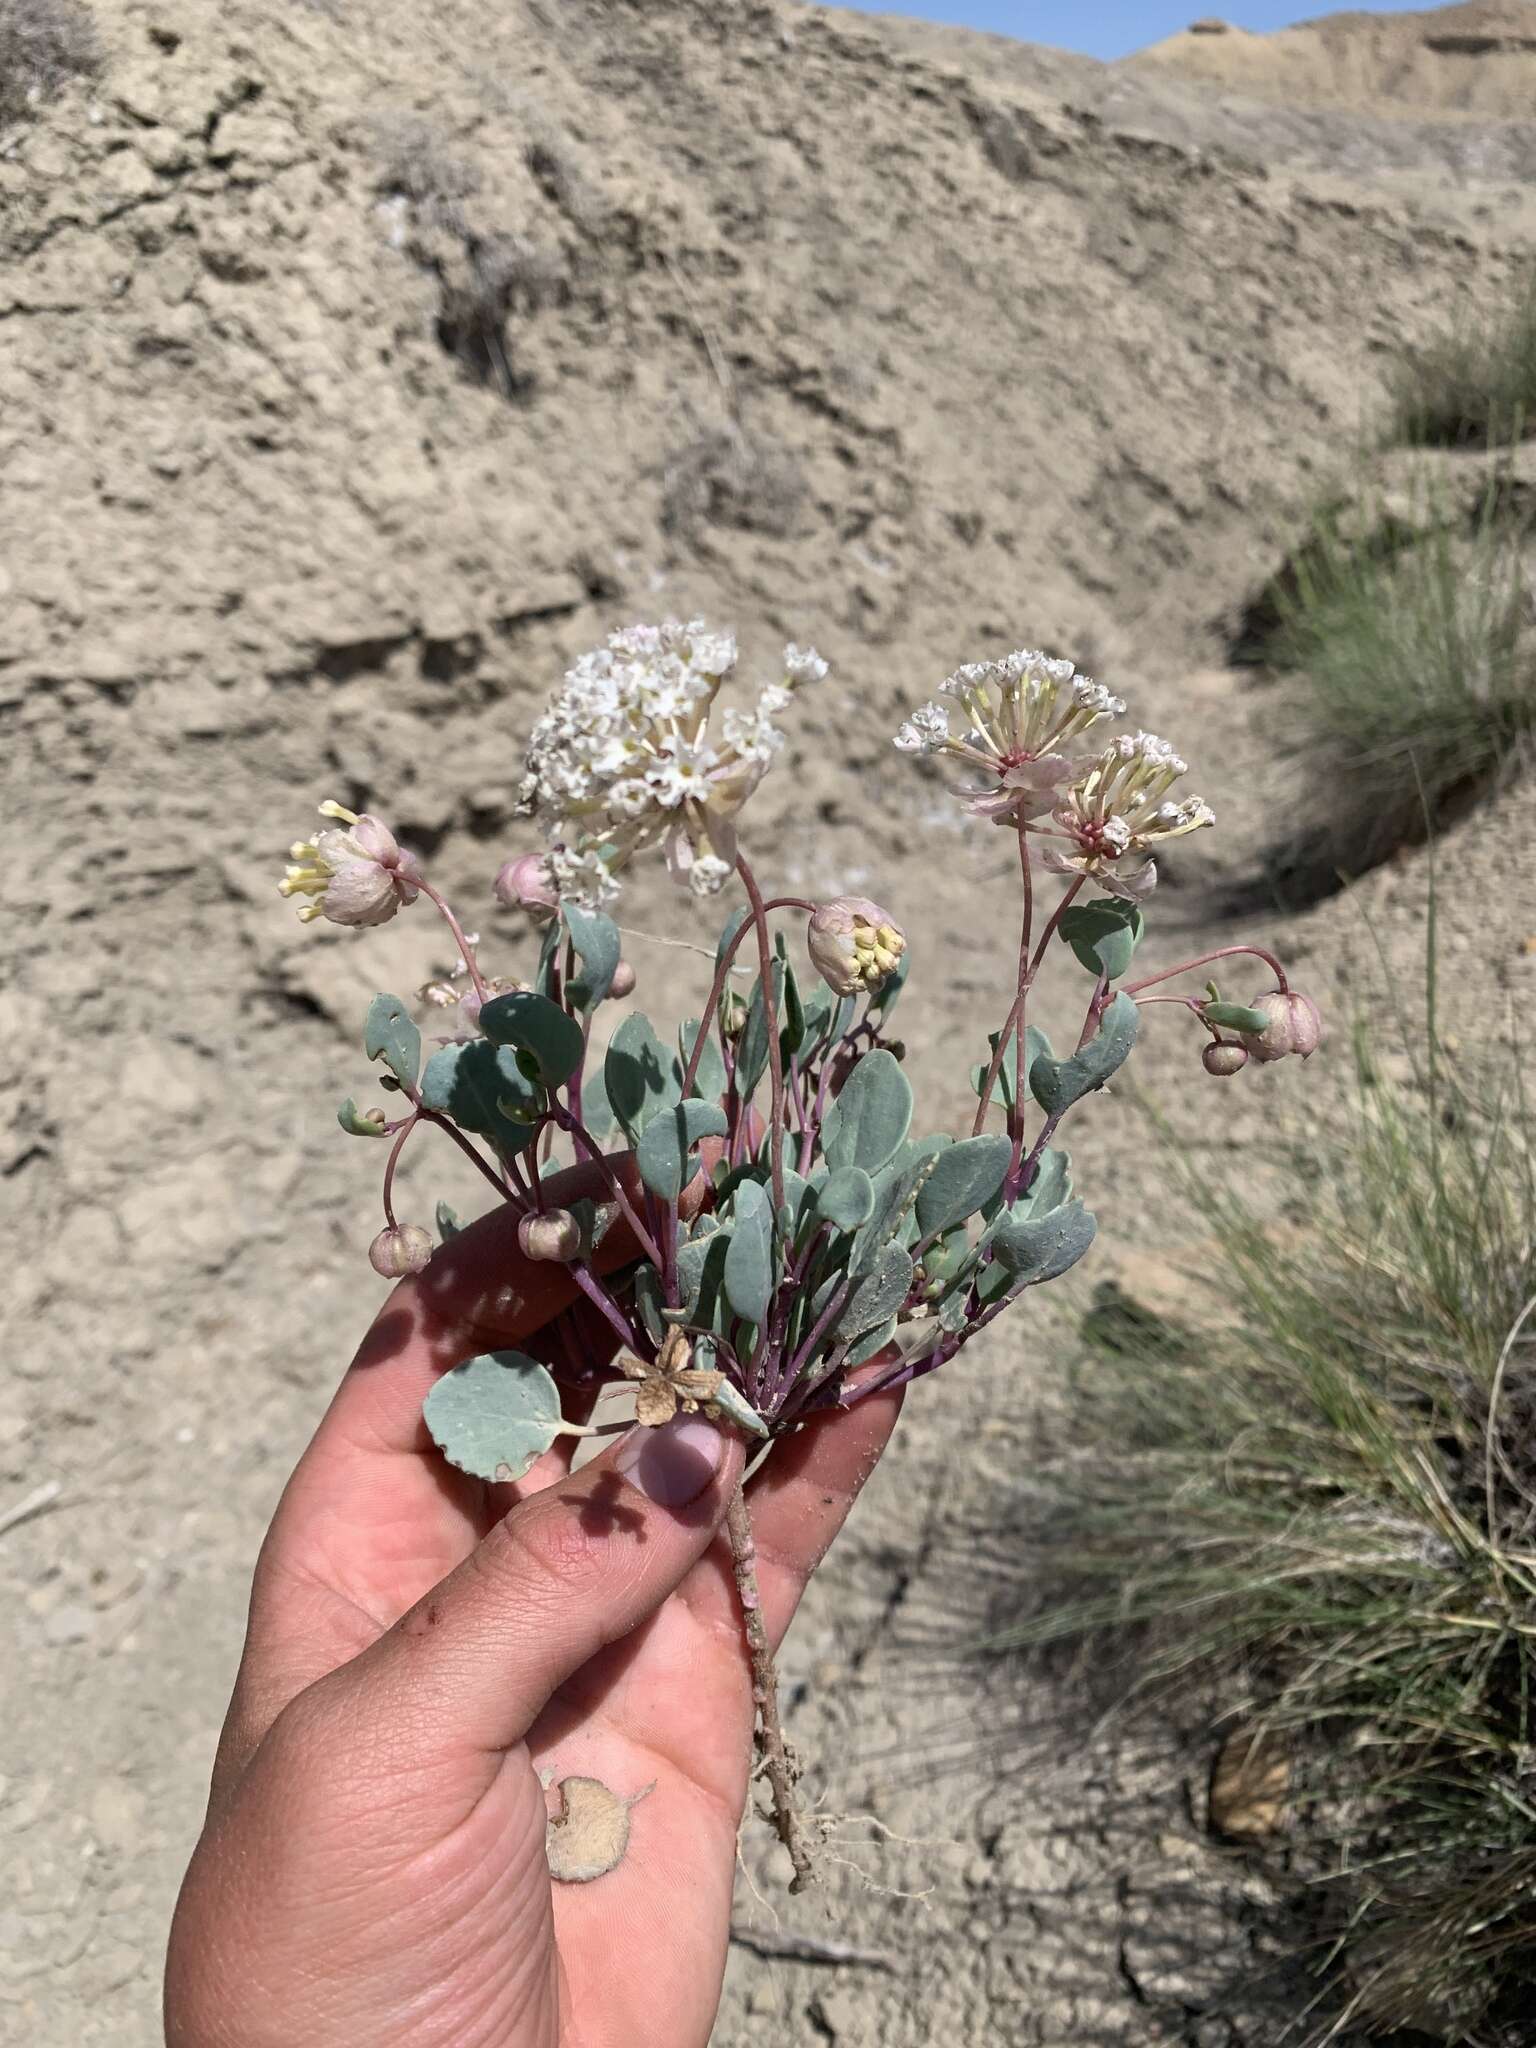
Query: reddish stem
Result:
<box><xmin>1122</xmin><ymin>944</ymin><xmax>1288</xmax><ymax>1000</ymax></box>
<box><xmin>380</xmin><ymin>1114</ymin><xmax>417</xmax><ymax>1228</ymax></box>
<box><xmin>416</xmin><ymin>880</ymin><xmax>490</xmax><ymax>1003</ymax></box>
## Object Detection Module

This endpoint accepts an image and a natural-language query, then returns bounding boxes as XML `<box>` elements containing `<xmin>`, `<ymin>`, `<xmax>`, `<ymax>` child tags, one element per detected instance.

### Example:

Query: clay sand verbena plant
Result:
<box><xmin>278</xmin><ymin>621</ymin><xmax>1317</xmax><ymax>1890</ymax></box>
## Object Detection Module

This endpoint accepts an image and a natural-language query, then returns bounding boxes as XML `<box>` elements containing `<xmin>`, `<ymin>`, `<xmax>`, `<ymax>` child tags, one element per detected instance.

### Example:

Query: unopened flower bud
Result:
<box><xmin>806</xmin><ymin>896</ymin><xmax>907</xmax><ymax>997</ymax></box>
<box><xmin>1239</xmin><ymin>988</ymin><xmax>1323</xmax><ymax>1065</ymax></box>
<box><xmin>518</xmin><ymin>1208</ymin><xmax>582</xmax><ymax>1262</ymax></box>
<box><xmin>368</xmin><ymin>1223</ymin><xmax>434</xmax><ymax>1277</ymax></box>
<box><xmin>495</xmin><ymin>851</ymin><xmax>560</xmax><ymax>925</ymax></box>
<box><xmin>1202</xmin><ymin>1040</ymin><xmax>1249</xmax><ymax>1078</ymax></box>
<box><xmin>718</xmin><ymin>989</ymin><xmax>749</xmax><ymax>1040</ymax></box>
<box><xmin>609</xmin><ymin>958</ymin><xmax>636</xmax><ymax>1000</ymax></box>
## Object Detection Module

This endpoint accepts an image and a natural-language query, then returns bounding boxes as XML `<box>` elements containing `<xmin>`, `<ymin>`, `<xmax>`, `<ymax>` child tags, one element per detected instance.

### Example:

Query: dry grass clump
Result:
<box><xmin>1255</xmin><ymin>482</ymin><xmax>1536</xmax><ymax>892</ymax></box>
<box><xmin>0</xmin><ymin>0</ymin><xmax>101</xmax><ymax>122</ymax></box>
<box><xmin>1003</xmin><ymin>990</ymin><xmax>1536</xmax><ymax>2042</ymax></box>
<box><xmin>1389</xmin><ymin>275</ymin><xmax>1536</xmax><ymax>450</ymax></box>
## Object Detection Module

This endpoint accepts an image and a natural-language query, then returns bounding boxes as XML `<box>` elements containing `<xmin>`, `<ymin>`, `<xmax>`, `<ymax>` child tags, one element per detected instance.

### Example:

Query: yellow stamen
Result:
<box><xmin>296</xmin><ymin>903</ymin><xmax>325</xmax><ymax>922</ymax></box>
<box><xmin>318</xmin><ymin>799</ymin><xmax>358</xmax><ymax>825</ymax></box>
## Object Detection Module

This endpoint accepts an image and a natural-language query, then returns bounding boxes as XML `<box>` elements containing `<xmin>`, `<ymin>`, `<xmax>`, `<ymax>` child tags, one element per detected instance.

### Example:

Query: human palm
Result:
<box><xmin>165</xmin><ymin>1158</ymin><xmax>899</xmax><ymax>2048</ymax></box>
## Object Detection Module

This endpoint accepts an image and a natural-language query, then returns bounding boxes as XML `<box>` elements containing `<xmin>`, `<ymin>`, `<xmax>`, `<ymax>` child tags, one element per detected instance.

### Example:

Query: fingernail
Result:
<box><xmin>614</xmin><ymin>1415</ymin><xmax>725</xmax><ymax>1508</ymax></box>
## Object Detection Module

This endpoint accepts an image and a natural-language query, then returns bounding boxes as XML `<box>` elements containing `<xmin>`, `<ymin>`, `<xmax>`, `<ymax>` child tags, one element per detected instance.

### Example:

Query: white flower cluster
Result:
<box><xmin>894</xmin><ymin>650</ymin><xmax>1126</xmax><ymax>823</ymax></box>
<box><xmin>1044</xmin><ymin>731</ymin><xmax>1214</xmax><ymax>899</ymax></box>
<box><xmin>517</xmin><ymin>621</ymin><xmax>825</xmax><ymax>907</ymax></box>
<box><xmin>892</xmin><ymin>648</ymin><xmax>1212</xmax><ymax>896</ymax></box>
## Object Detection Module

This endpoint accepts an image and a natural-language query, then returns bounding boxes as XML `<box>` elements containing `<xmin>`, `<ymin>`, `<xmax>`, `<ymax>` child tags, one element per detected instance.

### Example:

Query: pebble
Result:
<box><xmin>42</xmin><ymin>1605</ymin><xmax>93</xmax><ymax>1646</ymax></box>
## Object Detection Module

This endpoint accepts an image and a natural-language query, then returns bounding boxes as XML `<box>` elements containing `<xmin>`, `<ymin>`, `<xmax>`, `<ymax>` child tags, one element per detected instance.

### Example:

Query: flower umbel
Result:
<box><xmin>1041</xmin><ymin>732</ymin><xmax>1214</xmax><ymax>899</ymax></box>
<box><xmin>516</xmin><ymin>620</ymin><xmax>825</xmax><ymax>908</ymax></box>
<box><xmin>279</xmin><ymin>802</ymin><xmax>422</xmax><ymax>928</ymax></box>
<box><xmin>894</xmin><ymin>649</ymin><xmax>1125</xmax><ymax>825</ymax></box>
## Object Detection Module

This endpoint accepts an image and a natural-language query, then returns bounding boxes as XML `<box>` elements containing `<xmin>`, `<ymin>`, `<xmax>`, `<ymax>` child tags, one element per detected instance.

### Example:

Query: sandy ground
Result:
<box><xmin>4</xmin><ymin>1</ymin><xmax>1536</xmax><ymax>2040</ymax></box>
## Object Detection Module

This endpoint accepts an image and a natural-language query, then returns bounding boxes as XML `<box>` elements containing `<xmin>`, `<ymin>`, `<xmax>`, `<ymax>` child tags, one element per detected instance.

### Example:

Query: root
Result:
<box><xmin>726</xmin><ymin>1483</ymin><xmax>819</xmax><ymax>1893</ymax></box>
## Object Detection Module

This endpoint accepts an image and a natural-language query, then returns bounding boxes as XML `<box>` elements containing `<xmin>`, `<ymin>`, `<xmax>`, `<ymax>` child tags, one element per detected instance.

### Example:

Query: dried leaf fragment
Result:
<box><xmin>1208</xmin><ymin>1725</ymin><xmax>1290</xmax><ymax>1840</ymax></box>
<box><xmin>544</xmin><ymin>1773</ymin><xmax>654</xmax><ymax>1883</ymax></box>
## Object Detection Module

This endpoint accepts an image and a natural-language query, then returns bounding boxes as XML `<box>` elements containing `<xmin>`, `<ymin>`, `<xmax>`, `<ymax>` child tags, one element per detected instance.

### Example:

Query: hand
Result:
<box><xmin>164</xmin><ymin>1156</ymin><xmax>900</xmax><ymax>2048</ymax></box>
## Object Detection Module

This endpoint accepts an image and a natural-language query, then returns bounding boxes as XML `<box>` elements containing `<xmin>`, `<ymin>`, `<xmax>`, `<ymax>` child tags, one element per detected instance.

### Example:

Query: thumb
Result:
<box><xmin>322</xmin><ymin>1414</ymin><xmax>744</xmax><ymax>1763</ymax></box>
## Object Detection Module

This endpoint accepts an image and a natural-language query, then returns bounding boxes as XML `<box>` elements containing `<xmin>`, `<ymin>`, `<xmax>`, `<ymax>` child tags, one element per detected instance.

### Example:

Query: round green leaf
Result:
<box><xmin>914</xmin><ymin>1134</ymin><xmax>1012</xmax><ymax>1238</ymax></box>
<box><xmin>636</xmin><ymin>1099</ymin><xmax>730</xmax><ymax>1201</ymax></box>
<box><xmin>818</xmin><ymin>1166</ymin><xmax>875</xmax><ymax>1231</ymax></box>
<box><xmin>990</xmin><ymin>1198</ymin><xmax>1098</xmax><ymax>1286</ymax></box>
<box><xmin>1030</xmin><ymin>993</ymin><xmax>1140</xmax><ymax>1117</ymax></box>
<box><xmin>824</xmin><ymin>1049</ymin><xmax>913</xmax><ymax>1176</ymax></box>
<box><xmin>723</xmin><ymin>1179</ymin><xmax>776</xmax><ymax>1328</ymax></box>
<box><xmin>562</xmin><ymin>904</ymin><xmax>621</xmax><ymax>1009</ymax></box>
<box><xmin>364</xmin><ymin>993</ymin><xmax>421</xmax><ymax>1087</ymax></box>
<box><xmin>605</xmin><ymin>1013</ymin><xmax>679</xmax><ymax>1139</ymax></box>
<box><xmin>478</xmin><ymin>990</ymin><xmax>585</xmax><ymax>1088</ymax></box>
<box><xmin>423</xmin><ymin>1351</ymin><xmax>565</xmax><ymax>1481</ymax></box>
<box><xmin>1057</xmin><ymin>900</ymin><xmax>1144</xmax><ymax>983</ymax></box>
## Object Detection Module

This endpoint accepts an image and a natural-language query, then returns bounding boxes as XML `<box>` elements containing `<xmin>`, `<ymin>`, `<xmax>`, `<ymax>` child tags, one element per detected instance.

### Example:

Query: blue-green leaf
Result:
<box><xmin>708</xmin><ymin>1379</ymin><xmax>770</xmax><ymax>1439</ymax></box>
<box><xmin>364</xmin><ymin>993</ymin><xmax>421</xmax><ymax>1087</ymax></box>
<box><xmin>419</xmin><ymin>1040</ymin><xmax>540</xmax><ymax>1154</ymax></box>
<box><xmin>818</xmin><ymin>1166</ymin><xmax>875</xmax><ymax>1230</ymax></box>
<box><xmin>838</xmin><ymin>1241</ymin><xmax>913</xmax><ymax>1337</ymax></box>
<box><xmin>724</xmin><ymin>1179</ymin><xmax>776</xmax><ymax>1327</ymax></box>
<box><xmin>635</xmin><ymin>1099</ymin><xmax>729</xmax><ymax>1201</ymax></box>
<box><xmin>478</xmin><ymin>990</ymin><xmax>585</xmax><ymax>1089</ymax></box>
<box><xmin>989</xmin><ymin>1197</ymin><xmax>1098</xmax><ymax>1285</ymax></box>
<box><xmin>1058</xmin><ymin>899</ymin><xmax>1144</xmax><ymax>983</ymax></box>
<box><xmin>971</xmin><ymin>1024</ymin><xmax>1051</xmax><ymax>1112</ymax></box>
<box><xmin>1030</xmin><ymin>994</ymin><xmax>1140</xmax><ymax>1117</ymax></box>
<box><xmin>736</xmin><ymin>961</ymin><xmax>784</xmax><ymax>1099</ymax></box>
<box><xmin>581</xmin><ymin>1062</ymin><xmax>617</xmax><ymax>1139</ymax></box>
<box><xmin>605</xmin><ymin>1013</ymin><xmax>680</xmax><ymax>1139</ymax></box>
<box><xmin>677</xmin><ymin>1227</ymin><xmax>731</xmax><ymax>1326</ymax></box>
<box><xmin>337</xmin><ymin>1096</ymin><xmax>388</xmax><ymax>1138</ymax></box>
<box><xmin>422</xmin><ymin>1351</ymin><xmax>565</xmax><ymax>1481</ymax></box>
<box><xmin>824</xmin><ymin>1050</ymin><xmax>912</xmax><ymax>1176</ymax></box>
<box><xmin>716</xmin><ymin>904</ymin><xmax>752</xmax><ymax>968</ymax></box>
<box><xmin>845</xmin><ymin>1315</ymin><xmax>898</xmax><ymax>1367</ymax></box>
<box><xmin>1014</xmin><ymin>1146</ymin><xmax>1072</xmax><ymax>1219</ymax></box>
<box><xmin>676</xmin><ymin>1017</ymin><xmax>728</xmax><ymax>1106</ymax></box>
<box><xmin>914</xmin><ymin>1134</ymin><xmax>1012</xmax><ymax>1238</ymax></box>
<box><xmin>1200</xmin><ymin>1000</ymin><xmax>1273</xmax><ymax>1034</ymax></box>
<box><xmin>562</xmin><ymin>905</ymin><xmax>621</xmax><ymax>1009</ymax></box>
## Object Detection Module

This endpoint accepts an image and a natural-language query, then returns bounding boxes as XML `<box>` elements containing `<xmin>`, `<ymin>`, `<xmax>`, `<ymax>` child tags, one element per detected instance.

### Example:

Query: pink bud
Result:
<box><xmin>806</xmin><ymin>896</ymin><xmax>907</xmax><ymax>997</ymax></box>
<box><xmin>495</xmin><ymin>851</ymin><xmax>560</xmax><ymax>925</ymax></box>
<box><xmin>1240</xmin><ymin>989</ymin><xmax>1324</xmax><ymax>1064</ymax></box>
<box><xmin>518</xmin><ymin>1208</ymin><xmax>582</xmax><ymax>1262</ymax></box>
<box><xmin>368</xmin><ymin>1223</ymin><xmax>434</xmax><ymax>1277</ymax></box>
<box><xmin>1203</xmin><ymin>1041</ymin><xmax>1249</xmax><ymax>1077</ymax></box>
<box><xmin>609</xmin><ymin>958</ymin><xmax>636</xmax><ymax>1000</ymax></box>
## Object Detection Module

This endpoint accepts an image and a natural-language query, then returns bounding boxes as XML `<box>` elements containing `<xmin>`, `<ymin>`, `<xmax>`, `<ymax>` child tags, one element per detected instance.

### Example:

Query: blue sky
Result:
<box><xmin>837</xmin><ymin>2</ymin><xmax>1436</xmax><ymax>63</ymax></box>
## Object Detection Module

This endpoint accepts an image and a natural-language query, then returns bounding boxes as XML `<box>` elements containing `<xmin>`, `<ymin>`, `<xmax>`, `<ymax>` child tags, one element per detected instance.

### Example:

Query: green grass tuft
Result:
<box><xmin>1389</xmin><ymin>277</ymin><xmax>1536</xmax><ymax>450</ymax></box>
<box><xmin>1006</xmin><ymin>999</ymin><xmax>1536</xmax><ymax>2040</ymax></box>
<box><xmin>1264</xmin><ymin>483</ymin><xmax>1535</xmax><ymax>881</ymax></box>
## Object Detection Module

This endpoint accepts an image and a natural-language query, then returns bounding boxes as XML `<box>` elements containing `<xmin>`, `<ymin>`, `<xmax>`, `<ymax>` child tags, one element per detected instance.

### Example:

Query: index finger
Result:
<box><xmin>225</xmin><ymin>1155</ymin><xmax>665</xmax><ymax>1763</ymax></box>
